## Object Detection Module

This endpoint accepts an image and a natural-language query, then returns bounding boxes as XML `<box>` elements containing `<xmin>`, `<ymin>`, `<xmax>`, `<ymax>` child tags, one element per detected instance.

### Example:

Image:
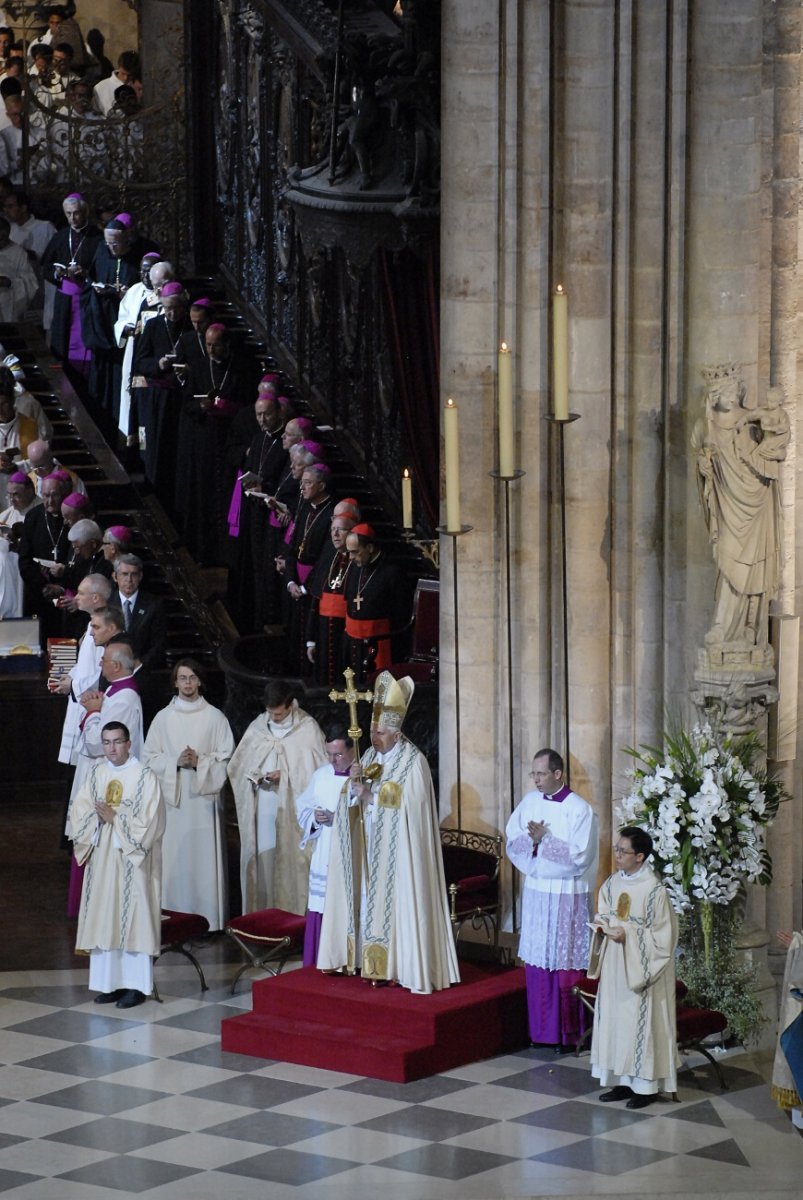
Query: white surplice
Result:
<box><xmin>295</xmin><ymin>763</ymin><xmax>350</xmax><ymax>914</ymax></box>
<box><xmin>0</xmin><ymin>499</ymin><xmax>37</xmax><ymax>617</ymax></box>
<box><xmin>505</xmin><ymin>788</ymin><xmax>598</xmax><ymax>969</ymax></box>
<box><xmin>143</xmin><ymin>695</ymin><xmax>234</xmax><ymax>930</ymax></box>
<box><xmin>57</xmin><ymin>626</ymin><xmax>103</xmax><ymax>765</ymax></box>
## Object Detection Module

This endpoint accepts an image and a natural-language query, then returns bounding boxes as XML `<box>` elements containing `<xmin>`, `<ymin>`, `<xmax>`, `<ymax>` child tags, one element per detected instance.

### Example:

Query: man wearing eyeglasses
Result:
<box><xmin>70</xmin><ymin>720</ymin><xmax>165</xmax><ymax>1010</ymax></box>
<box><xmin>506</xmin><ymin>747</ymin><xmax>598</xmax><ymax>1050</ymax></box>
<box><xmin>588</xmin><ymin>826</ymin><xmax>679</xmax><ymax>1109</ymax></box>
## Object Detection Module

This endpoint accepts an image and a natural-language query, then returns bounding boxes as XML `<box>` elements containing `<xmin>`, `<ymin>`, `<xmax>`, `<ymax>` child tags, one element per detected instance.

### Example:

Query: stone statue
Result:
<box><xmin>692</xmin><ymin>365</ymin><xmax>789</xmax><ymax>652</ymax></box>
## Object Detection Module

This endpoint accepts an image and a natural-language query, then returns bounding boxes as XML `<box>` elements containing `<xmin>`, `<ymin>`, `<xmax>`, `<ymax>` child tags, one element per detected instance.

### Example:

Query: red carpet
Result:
<box><xmin>221</xmin><ymin>961</ymin><xmax>529</xmax><ymax>1082</ymax></box>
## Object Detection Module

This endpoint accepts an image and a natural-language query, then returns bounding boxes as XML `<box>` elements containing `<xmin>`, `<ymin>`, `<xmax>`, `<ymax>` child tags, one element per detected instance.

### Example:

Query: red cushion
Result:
<box><xmin>453</xmin><ymin>874</ymin><xmax>493</xmax><ymax>892</ymax></box>
<box><xmin>677</xmin><ymin>1006</ymin><xmax>728</xmax><ymax>1042</ymax></box>
<box><xmin>161</xmin><ymin>910</ymin><xmax>210</xmax><ymax>944</ymax></box>
<box><xmin>227</xmin><ymin>908</ymin><xmax>307</xmax><ymax>944</ymax></box>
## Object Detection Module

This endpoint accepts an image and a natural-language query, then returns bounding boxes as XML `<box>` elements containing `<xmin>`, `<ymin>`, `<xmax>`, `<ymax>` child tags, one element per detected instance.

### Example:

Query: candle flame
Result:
<box><xmin>403</xmin><ymin>468</ymin><xmax>410</xmax><ymax>480</ymax></box>
<box><xmin>446</xmin><ymin>397</ymin><xmax>456</xmax><ymax>408</ymax></box>
<box><xmin>555</xmin><ymin>283</ymin><xmax>564</xmax><ymax>294</ymax></box>
<box><xmin>500</xmin><ymin>341</ymin><xmax>508</xmax><ymax>352</ymax></box>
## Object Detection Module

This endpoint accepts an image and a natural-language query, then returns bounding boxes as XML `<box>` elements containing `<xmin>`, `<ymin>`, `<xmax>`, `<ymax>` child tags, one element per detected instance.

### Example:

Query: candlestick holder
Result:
<box><xmin>544</xmin><ymin>412</ymin><xmax>582</xmax><ymax>783</ymax></box>
<box><xmin>489</xmin><ymin>468</ymin><xmax>526</xmax><ymax>932</ymax></box>
<box><xmin>437</xmin><ymin>524</ymin><xmax>473</xmax><ymax>829</ymax></box>
<box><xmin>401</xmin><ymin>531</ymin><xmax>440</xmax><ymax>571</ymax></box>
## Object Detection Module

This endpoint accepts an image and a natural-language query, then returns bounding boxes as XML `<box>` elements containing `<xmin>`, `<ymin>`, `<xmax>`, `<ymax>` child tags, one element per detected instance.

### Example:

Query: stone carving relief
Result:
<box><xmin>692</xmin><ymin>365</ymin><xmax>789</xmax><ymax>663</ymax></box>
<box><xmin>691</xmin><ymin>364</ymin><xmax>788</xmax><ymax>739</ymax></box>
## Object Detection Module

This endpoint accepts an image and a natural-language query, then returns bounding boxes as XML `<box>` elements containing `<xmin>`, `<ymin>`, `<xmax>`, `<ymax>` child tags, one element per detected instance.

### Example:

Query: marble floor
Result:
<box><xmin>1</xmin><ymin>949</ymin><xmax>802</xmax><ymax>1200</ymax></box>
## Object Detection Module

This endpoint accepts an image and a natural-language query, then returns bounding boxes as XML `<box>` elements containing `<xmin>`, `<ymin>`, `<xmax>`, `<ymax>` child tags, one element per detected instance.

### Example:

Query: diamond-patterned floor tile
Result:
<box><xmin>376</xmin><ymin>1141</ymin><xmax>515</xmax><ymax>1179</ymax></box>
<box><xmin>218</xmin><ymin>1147</ymin><xmax>359</xmax><ymax>1185</ymax></box>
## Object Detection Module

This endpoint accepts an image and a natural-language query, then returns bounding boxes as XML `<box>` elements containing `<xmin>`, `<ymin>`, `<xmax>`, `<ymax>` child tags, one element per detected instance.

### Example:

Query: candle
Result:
<box><xmin>444</xmin><ymin>397</ymin><xmax>461</xmax><ymax>533</ymax></box>
<box><xmin>498</xmin><ymin>341</ymin><xmax>514</xmax><ymax>476</ymax></box>
<box><xmin>553</xmin><ymin>284</ymin><xmax>569</xmax><ymax>421</ymax></box>
<box><xmin>402</xmin><ymin>468</ymin><xmax>412</xmax><ymax>529</ymax></box>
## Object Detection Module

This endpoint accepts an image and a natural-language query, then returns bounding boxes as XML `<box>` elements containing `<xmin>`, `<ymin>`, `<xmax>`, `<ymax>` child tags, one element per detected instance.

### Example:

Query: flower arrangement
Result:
<box><xmin>617</xmin><ymin>723</ymin><xmax>780</xmax><ymax>916</ymax></box>
<box><xmin>616</xmin><ymin>722</ymin><xmax>785</xmax><ymax>1044</ymax></box>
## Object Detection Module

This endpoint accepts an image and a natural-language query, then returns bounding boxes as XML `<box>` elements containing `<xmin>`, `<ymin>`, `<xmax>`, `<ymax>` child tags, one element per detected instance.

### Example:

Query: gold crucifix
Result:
<box><xmin>329</xmin><ymin>667</ymin><xmax>373</xmax><ymax>744</ymax></box>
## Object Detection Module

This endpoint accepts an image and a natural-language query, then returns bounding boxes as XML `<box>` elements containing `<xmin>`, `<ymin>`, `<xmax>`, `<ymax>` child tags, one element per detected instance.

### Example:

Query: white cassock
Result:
<box><xmin>0</xmin><ymin>241</ymin><xmax>38</xmax><ymax>321</ymax></box>
<box><xmin>57</xmin><ymin>626</ymin><xmax>103</xmax><ymax>765</ymax></box>
<box><xmin>0</xmin><ymin>499</ymin><xmax>38</xmax><ymax>617</ymax></box>
<box><xmin>142</xmin><ymin>695</ymin><xmax>234</xmax><ymax>930</ymax></box>
<box><xmin>66</xmin><ymin>677</ymin><xmax>143</xmax><ymax>836</ymax></box>
<box><xmin>228</xmin><ymin>703</ymin><xmax>327</xmax><ymax>914</ymax></box>
<box><xmin>295</xmin><ymin>763</ymin><xmax>350</xmax><ymax>915</ymax></box>
<box><xmin>71</xmin><ymin>755</ymin><xmax>165</xmax><ymax>995</ymax></box>
<box><xmin>589</xmin><ymin>864</ymin><xmax>680</xmax><ymax>1095</ymax></box>
<box><xmin>114</xmin><ymin>283</ymin><xmax>160</xmax><ymax>437</ymax></box>
<box><xmin>318</xmin><ymin>736</ymin><xmax>461</xmax><ymax>994</ymax></box>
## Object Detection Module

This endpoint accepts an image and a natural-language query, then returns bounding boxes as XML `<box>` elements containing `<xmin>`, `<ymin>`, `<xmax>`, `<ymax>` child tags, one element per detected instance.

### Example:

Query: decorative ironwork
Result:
<box><xmin>204</xmin><ymin>0</ymin><xmax>440</xmax><ymax>531</ymax></box>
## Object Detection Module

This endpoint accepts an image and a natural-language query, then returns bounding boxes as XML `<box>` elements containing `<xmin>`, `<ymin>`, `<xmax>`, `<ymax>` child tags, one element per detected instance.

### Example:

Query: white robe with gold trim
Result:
<box><xmin>589</xmin><ymin>864</ymin><xmax>679</xmax><ymax>1094</ymax></box>
<box><xmin>318</xmin><ymin>736</ymin><xmax>460</xmax><ymax>994</ymax></box>
<box><xmin>71</xmin><ymin>756</ymin><xmax>165</xmax><ymax>963</ymax></box>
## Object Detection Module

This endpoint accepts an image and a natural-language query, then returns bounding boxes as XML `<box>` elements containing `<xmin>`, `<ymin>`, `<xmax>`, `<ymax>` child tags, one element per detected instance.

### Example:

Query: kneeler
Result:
<box><xmin>152</xmin><ymin>910</ymin><xmax>210</xmax><ymax>1003</ymax></box>
<box><xmin>225</xmin><ymin>908</ymin><xmax>307</xmax><ymax>994</ymax></box>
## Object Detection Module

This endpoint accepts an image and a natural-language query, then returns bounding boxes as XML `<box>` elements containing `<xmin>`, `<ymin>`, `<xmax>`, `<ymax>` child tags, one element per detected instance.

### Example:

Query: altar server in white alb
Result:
<box><xmin>142</xmin><ymin>659</ymin><xmax>234</xmax><ymax>931</ymax></box>
<box><xmin>506</xmin><ymin>747</ymin><xmax>598</xmax><ymax>1048</ymax></box>
<box><xmin>70</xmin><ymin>721</ymin><xmax>165</xmax><ymax>1010</ymax></box>
<box><xmin>318</xmin><ymin>671</ymin><xmax>460</xmax><ymax>994</ymax></box>
<box><xmin>589</xmin><ymin>825</ymin><xmax>679</xmax><ymax>1109</ymax></box>
<box><xmin>295</xmin><ymin>721</ymin><xmax>357</xmax><ymax>966</ymax></box>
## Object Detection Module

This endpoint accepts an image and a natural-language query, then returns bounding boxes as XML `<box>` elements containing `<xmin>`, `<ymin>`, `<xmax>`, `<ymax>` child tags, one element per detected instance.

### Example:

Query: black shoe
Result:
<box><xmin>626</xmin><ymin>1093</ymin><xmax>657</xmax><ymax>1110</ymax></box>
<box><xmin>94</xmin><ymin>989</ymin><xmax>125</xmax><ymax>1004</ymax></box>
<box><xmin>599</xmin><ymin>1085</ymin><xmax>634</xmax><ymax>1103</ymax></box>
<box><xmin>115</xmin><ymin>989</ymin><xmax>146</xmax><ymax>1009</ymax></box>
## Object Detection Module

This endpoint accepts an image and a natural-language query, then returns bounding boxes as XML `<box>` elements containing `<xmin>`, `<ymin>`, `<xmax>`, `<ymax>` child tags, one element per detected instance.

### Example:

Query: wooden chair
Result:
<box><xmin>439</xmin><ymin>827</ymin><xmax>503</xmax><ymax>949</ymax></box>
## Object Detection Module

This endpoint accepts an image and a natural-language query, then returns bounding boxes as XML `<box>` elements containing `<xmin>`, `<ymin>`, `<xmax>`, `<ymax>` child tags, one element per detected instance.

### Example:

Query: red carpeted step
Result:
<box><xmin>221</xmin><ymin>962</ymin><xmax>530</xmax><ymax>1083</ymax></box>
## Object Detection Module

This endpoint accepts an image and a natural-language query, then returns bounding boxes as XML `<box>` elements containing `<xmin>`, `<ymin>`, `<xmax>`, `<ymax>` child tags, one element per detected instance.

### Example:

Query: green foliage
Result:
<box><xmin>679</xmin><ymin>903</ymin><xmax>767</xmax><ymax>1046</ymax></box>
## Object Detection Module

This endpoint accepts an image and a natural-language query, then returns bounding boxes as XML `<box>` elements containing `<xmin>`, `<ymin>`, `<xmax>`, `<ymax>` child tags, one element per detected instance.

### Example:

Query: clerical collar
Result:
<box><xmin>619</xmin><ymin>861</ymin><xmax>651</xmax><ymax>880</ymax></box>
<box><xmin>543</xmin><ymin>784</ymin><xmax>570</xmax><ymax>803</ymax></box>
<box><xmin>268</xmin><ymin>709</ymin><xmax>295</xmax><ymax>737</ymax></box>
<box><xmin>108</xmin><ymin>755</ymin><xmax>137</xmax><ymax>771</ymax></box>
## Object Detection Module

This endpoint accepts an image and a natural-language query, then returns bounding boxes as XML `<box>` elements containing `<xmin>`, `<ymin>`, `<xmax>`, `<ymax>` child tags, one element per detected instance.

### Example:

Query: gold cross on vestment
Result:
<box><xmin>329</xmin><ymin>667</ymin><xmax>373</xmax><ymax>744</ymax></box>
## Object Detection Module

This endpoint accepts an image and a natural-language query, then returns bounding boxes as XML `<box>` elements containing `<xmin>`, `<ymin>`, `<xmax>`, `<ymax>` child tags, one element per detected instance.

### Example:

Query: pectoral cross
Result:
<box><xmin>329</xmin><ymin>667</ymin><xmax>373</xmax><ymax>744</ymax></box>
<box><xmin>354</xmin><ymin>593</ymin><xmax>363</xmax><ymax>611</ymax></box>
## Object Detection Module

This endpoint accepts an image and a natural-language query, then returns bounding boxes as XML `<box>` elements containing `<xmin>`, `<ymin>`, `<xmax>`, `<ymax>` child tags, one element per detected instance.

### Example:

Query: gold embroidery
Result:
<box><xmin>346</xmin><ymin>935</ymin><xmax>356</xmax><ymax>974</ymax></box>
<box><xmin>105</xmin><ymin>780</ymin><xmax>123</xmax><ymax>808</ymax></box>
<box><xmin>362</xmin><ymin>943</ymin><xmax>388</xmax><ymax>980</ymax></box>
<box><xmin>378</xmin><ymin>781</ymin><xmax>401</xmax><ymax>809</ymax></box>
<box><xmin>616</xmin><ymin>892</ymin><xmax>631</xmax><ymax>920</ymax></box>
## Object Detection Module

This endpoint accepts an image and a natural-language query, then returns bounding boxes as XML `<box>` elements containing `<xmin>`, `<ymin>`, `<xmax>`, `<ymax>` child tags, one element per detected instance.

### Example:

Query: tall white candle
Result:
<box><xmin>498</xmin><ymin>342</ymin><xmax>514</xmax><ymax>476</ymax></box>
<box><xmin>402</xmin><ymin>468</ymin><xmax>412</xmax><ymax>529</ymax></box>
<box><xmin>444</xmin><ymin>397</ymin><xmax>461</xmax><ymax>533</ymax></box>
<box><xmin>553</xmin><ymin>285</ymin><xmax>569</xmax><ymax>421</ymax></box>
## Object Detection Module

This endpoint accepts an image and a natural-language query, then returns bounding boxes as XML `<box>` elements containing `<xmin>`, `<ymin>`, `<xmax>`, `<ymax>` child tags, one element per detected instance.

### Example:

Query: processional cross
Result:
<box><xmin>328</xmin><ymin>667</ymin><xmax>373</xmax><ymax>745</ymax></box>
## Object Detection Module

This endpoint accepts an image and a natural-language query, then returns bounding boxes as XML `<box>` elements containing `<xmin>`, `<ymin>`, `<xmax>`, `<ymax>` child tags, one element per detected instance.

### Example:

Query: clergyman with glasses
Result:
<box><xmin>588</xmin><ymin>826</ymin><xmax>679</xmax><ymax>1109</ymax></box>
<box><xmin>506</xmin><ymin>748</ymin><xmax>599</xmax><ymax>1050</ymax></box>
<box><xmin>70</xmin><ymin>720</ymin><xmax>165</xmax><ymax>1010</ymax></box>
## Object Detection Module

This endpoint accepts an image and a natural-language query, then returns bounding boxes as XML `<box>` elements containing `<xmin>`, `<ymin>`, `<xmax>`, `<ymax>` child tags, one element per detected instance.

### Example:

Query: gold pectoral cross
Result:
<box><xmin>328</xmin><ymin>667</ymin><xmax>373</xmax><ymax>744</ymax></box>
